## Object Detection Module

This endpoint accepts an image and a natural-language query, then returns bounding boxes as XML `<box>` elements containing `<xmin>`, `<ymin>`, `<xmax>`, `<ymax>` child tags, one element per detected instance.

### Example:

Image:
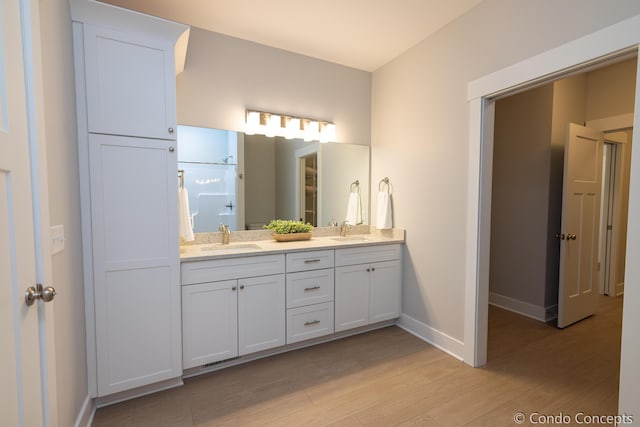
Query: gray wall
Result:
<box><xmin>39</xmin><ymin>0</ymin><xmax>88</xmax><ymax>426</ymax></box>
<box><xmin>244</xmin><ymin>135</ymin><xmax>276</xmax><ymax>226</ymax></box>
<box><xmin>371</xmin><ymin>0</ymin><xmax>640</xmax><ymax>342</ymax></box>
<box><xmin>176</xmin><ymin>28</ymin><xmax>371</xmax><ymax>146</ymax></box>
<box><xmin>490</xmin><ymin>85</ymin><xmax>555</xmax><ymax>309</ymax></box>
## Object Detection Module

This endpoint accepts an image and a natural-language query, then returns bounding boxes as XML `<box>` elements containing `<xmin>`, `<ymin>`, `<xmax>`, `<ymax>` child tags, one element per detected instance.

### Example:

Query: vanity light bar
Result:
<box><xmin>244</xmin><ymin>110</ymin><xmax>336</xmax><ymax>143</ymax></box>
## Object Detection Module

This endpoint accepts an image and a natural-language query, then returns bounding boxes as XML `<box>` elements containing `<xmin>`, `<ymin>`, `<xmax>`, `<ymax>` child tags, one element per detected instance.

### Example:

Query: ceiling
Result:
<box><xmin>99</xmin><ymin>0</ymin><xmax>483</xmax><ymax>71</ymax></box>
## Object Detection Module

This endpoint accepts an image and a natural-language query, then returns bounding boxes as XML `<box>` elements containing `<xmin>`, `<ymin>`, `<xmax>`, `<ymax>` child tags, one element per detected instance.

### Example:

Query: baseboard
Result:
<box><xmin>396</xmin><ymin>314</ymin><xmax>464</xmax><ymax>361</ymax></box>
<box><xmin>74</xmin><ymin>395</ymin><xmax>95</xmax><ymax>427</ymax></box>
<box><xmin>489</xmin><ymin>292</ymin><xmax>557</xmax><ymax>322</ymax></box>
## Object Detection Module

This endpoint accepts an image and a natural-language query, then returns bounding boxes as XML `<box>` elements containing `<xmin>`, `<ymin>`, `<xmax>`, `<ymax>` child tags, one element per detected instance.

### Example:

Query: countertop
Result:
<box><xmin>180</xmin><ymin>230</ymin><xmax>405</xmax><ymax>262</ymax></box>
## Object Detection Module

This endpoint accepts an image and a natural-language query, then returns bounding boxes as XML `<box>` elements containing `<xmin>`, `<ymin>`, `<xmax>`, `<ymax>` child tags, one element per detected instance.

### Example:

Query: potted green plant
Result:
<box><xmin>264</xmin><ymin>219</ymin><xmax>314</xmax><ymax>242</ymax></box>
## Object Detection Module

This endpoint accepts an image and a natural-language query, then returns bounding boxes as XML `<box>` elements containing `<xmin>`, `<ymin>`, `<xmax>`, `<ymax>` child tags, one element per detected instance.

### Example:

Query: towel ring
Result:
<box><xmin>379</xmin><ymin>177</ymin><xmax>390</xmax><ymax>193</ymax></box>
<box><xmin>350</xmin><ymin>180</ymin><xmax>360</xmax><ymax>193</ymax></box>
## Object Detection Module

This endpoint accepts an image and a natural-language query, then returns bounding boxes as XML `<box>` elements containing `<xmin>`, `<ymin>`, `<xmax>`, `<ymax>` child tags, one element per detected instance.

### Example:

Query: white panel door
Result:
<box><xmin>182</xmin><ymin>280</ymin><xmax>238</xmax><ymax>369</ymax></box>
<box><xmin>89</xmin><ymin>133</ymin><xmax>181</xmax><ymax>395</ymax></box>
<box><xmin>82</xmin><ymin>23</ymin><xmax>176</xmax><ymax>140</ymax></box>
<box><xmin>0</xmin><ymin>0</ymin><xmax>52</xmax><ymax>424</ymax></box>
<box><xmin>558</xmin><ymin>124</ymin><xmax>604</xmax><ymax>328</ymax></box>
<box><xmin>238</xmin><ymin>274</ymin><xmax>286</xmax><ymax>355</ymax></box>
<box><xmin>370</xmin><ymin>260</ymin><xmax>402</xmax><ymax>323</ymax></box>
<box><xmin>335</xmin><ymin>264</ymin><xmax>370</xmax><ymax>332</ymax></box>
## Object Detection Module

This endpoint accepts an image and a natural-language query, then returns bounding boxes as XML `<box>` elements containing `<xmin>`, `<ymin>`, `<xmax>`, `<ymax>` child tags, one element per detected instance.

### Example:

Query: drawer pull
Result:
<box><xmin>304</xmin><ymin>320</ymin><xmax>321</xmax><ymax>327</ymax></box>
<box><xmin>304</xmin><ymin>259</ymin><xmax>321</xmax><ymax>264</ymax></box>
<box><xmin>304</xmin><ymin>286</ymin><xmax>321</xmax><ymax>292</ymax></box>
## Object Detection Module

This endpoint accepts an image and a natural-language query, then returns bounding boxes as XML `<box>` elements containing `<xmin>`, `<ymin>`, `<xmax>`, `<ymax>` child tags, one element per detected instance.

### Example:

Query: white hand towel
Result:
<box><xmin>376</xmin><ymin>191</ymin><xmax>393</xmax><ymax>229</ymax></box>
<box><xmin>345</xmin><ymin>192</ymin><xmax>362</xmax><ymax>225</ymax></box>
<box><xmin>178</xmin><ymin>187</ymin><xmax>194</xmax><ymax>242</ymax></box>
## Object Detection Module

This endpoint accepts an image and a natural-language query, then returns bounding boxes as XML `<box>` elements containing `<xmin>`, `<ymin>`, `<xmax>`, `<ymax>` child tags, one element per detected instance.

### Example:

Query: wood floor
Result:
<box><xmin>92</xmin><ymin>296</ymin><xmax>623</xmax><ymax>426</ymax></box>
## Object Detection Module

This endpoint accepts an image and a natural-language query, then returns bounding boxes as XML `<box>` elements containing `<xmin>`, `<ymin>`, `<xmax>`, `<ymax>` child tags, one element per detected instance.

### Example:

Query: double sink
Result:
<box><xmin>180</xmin><ymin>235</ymin><xmax>370</xmax><ymax>257</ymax></box>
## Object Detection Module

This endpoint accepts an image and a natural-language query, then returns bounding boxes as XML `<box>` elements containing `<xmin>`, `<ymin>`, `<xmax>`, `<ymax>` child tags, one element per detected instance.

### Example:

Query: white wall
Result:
<box><xmin>371</xmin><ymin>0</ymin><xmax>640</xmax><ymax>346</ymax></box>
<box><xmin>38</xmin><ymin>0</ymin><xmax>88</xmax><ymax>425</ymax></box>
<box><xmin>176</xmin><ymin>28</ymin><xmax>371</xmax><ymax>145</ymax></box>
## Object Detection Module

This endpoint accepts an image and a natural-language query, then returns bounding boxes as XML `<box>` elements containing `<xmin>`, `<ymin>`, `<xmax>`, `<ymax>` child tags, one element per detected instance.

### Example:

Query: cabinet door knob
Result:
<box><xmin>169</xmin><ymin>146</ymin><xmax>175</xmax><ymax>153</ymax></box>
<box><xmin>240</xmin><ymin>285</ymin><xmax>245</xmax><ymax>290</ymax></box>
<box><xmin>366</xmin><ymin>268</ymin><xmax>370</xmax><ymax>272</ymax></box>
<box><xmin>168</xmin><ymin>127</ymin><xmax>174</xmax><ymax>134</ymax></box>
<box><xmin>371</xmin><ymin>267</ymin><xmax>375</xmax><ymax>272</ymax></box>
<box><xmin>232</xmin><ymin>286</ymin><xmax>237</xmax><ymax>291</ymax></box>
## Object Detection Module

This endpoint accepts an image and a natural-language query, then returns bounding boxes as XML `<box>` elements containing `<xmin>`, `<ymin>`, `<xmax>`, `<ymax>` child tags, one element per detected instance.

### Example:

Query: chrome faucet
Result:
<box><xmin>219</xmin><ymin>224</ymin><xmax>230</xmax><ymax>244</ymax></box>
<box><xmin>340</xmin><ymin>221</ymin><xmax>351</xmax><ymax>237</ymax></box>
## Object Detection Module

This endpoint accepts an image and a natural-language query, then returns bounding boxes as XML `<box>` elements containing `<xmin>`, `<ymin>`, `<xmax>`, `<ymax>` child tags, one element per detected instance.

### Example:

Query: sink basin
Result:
<box><xmin>200</xmin><ymin>243</ymin><xmax>261</xmax><ymax>251</ymax></box>
<box><xmin>331</xmin><ymin>236</ymin><xmax>369</xmax><ymax>242</ymax></box>
<box><xmin>181</xmin><ymin>243</ymin><xmax>262</xmax><ymax>254</ymax></box>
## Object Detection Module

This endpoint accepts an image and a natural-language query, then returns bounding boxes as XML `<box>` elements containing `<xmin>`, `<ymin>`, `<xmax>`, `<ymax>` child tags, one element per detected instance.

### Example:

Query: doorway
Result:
<box><xmin>464</xmin><ymin>18</ymin><xmax>640</xmax><ymax>383</ymax></box>
<box><xmin>488</xmin><ymin>59</ymin><xmax>634</xmax><ymax>332</ymax></box>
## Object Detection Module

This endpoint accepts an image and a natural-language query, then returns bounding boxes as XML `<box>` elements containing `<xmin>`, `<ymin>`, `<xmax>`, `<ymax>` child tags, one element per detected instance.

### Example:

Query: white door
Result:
<box><xmin>82</xmin><ymin>23</ymin><xmax>177</xmax><ymax>140</ymax></box>
<box><xmin>182</xmin><ymin>280</ymin><xmax>238</xmax><ymax>369</ymax></box>
<box><xmin>238</xmin><ymin>274</ymin><xmax>286</xmax><ymax>355</ymax></box>
<box><xmin>558</xmin><ymin>123</ymin><xmax>604</xmax><ymax>328</ymax></box>
<box><xmin>88</xmin><ymin>133</ymin><xmax>181</xmax><ymax>396</ymax></box>
<box><xmin>0</xmin><ymin>0</ymin><xmax>53</xmax><ymax>424</ymax></box>
<box><xmin>335</xmin><ymin>264</ymin><xmax>370</xmax><ymax>332</ymax></box>
<box><xmin>369</xmin><ymin>260</ymin><xmax>402</xmax><ymax>323</ymax></box>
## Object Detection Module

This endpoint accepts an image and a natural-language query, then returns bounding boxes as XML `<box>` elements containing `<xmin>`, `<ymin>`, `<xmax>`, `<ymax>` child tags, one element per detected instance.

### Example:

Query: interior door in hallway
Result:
<box><xmin>558</xmin><ymin>123</ymin><xmax>604</xmax><ymax>328</ymax></box>
<box><xmin>0</xmin><ymin>0</ymin><xmax>47</xmax><ymax>424</ymax></box>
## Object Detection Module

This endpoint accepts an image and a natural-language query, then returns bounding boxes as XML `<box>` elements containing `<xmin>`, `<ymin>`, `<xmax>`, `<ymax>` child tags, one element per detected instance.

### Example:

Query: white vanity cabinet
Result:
<box><xmin>72</xmin><ymin>3</ymin><xmax>189</xmax><ymax>398</ymax></box>
<box><xmin>181</xmin><ymin>255</ymin><xmax>286</xmax><ymax>369</ymax></box>
<box><xmin>81</xmin><ymin>23</ymin><xmax>178</xmax><ymax>140</ymax></box>
<box><xmin>335</xmin><ymin>244</ymin><xmax>402</xmax><ymax>332</ymax></box>
<box><xmin>285</xmin><ymin>251</ymin><xmax>335</xmax><ymax>344</ymax></box>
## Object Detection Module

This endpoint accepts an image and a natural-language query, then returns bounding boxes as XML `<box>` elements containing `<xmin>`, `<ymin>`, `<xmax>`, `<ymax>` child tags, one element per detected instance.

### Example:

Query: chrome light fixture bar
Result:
<box><xmin>244</xmin><ymin>110</ymin><xmax>336</xmax><ymax>143</ymax></box>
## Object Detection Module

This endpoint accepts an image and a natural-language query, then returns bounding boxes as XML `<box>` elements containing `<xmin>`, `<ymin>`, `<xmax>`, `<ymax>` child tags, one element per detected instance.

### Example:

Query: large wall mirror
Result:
<box><xmin>177</xmin><ymin>125</ymin><xmax>370</xmax><ymax>232</ymax></box>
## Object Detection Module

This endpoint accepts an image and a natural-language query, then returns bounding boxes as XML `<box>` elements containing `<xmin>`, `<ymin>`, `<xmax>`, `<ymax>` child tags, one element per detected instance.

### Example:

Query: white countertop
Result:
<box><xmin>180</xmin><ymin>232</ymin><xmax>405</xmax><ymax>262</ymax></box>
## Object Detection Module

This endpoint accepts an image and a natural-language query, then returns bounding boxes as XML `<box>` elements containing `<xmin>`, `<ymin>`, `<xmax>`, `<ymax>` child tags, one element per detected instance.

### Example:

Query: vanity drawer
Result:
<box><xmin>286</xmin><ymin>302</ymin><xmax>334</xmax><ymax>344</ymax></box>
<box><xmin>286</xmin><ymin>250</ymin><xmax>334</xmax><ymax>272</ymax></box>
<box><xmin>181</xmin><ymin>254</ymin><xmax>285</xmax><ymax>285</ymax></box>
<box><xmin>335</xmin><ymin>244</ymin><xmax>401</xmax><ymax>267</ymax></box>
<box><xmin>286</xmin><ymin>268</ymin><xmax>334</xmax><ymax>309</ymax></box>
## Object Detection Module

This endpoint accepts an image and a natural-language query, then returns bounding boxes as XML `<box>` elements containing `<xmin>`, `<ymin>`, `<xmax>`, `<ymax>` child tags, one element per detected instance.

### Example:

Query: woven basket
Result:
<box><xmin>272</xmin><ymin>232</ymin><xmax>312</xmax><ymax>242</ymax></box>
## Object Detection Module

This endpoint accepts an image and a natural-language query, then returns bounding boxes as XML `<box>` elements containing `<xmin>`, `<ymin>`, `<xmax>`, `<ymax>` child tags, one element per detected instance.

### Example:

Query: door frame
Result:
<box><xmin>464</xmin><ymin>13</ymin><xmax>640</xmax><ymax>384</ymax></box>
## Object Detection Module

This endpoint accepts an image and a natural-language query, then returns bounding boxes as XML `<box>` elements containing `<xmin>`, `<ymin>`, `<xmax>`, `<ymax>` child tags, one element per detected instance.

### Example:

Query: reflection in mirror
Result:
<box><xmin>177</xmin><ymin>125</ymin><xmax>369</xmax><ymax>232</ymax></box>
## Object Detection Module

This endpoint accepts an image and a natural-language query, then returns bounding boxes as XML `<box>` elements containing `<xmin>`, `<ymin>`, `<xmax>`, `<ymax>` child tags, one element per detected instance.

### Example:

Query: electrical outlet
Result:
<box><xmin>50</xmin><ymin>225</ymin><xmax>64</xmax><ymax>255</ymax></box>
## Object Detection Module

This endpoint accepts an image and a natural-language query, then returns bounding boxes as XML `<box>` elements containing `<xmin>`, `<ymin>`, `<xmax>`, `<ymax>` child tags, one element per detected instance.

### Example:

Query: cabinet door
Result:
<box><xmin>83</xmin><ymin>24</ymin><xmax>176</xmax><ymax>140</ymax></box>
<box><xmin>370</xmin><ymin>260</ymin><xmax>402</xmax><ymax>323</ymax></box>
<box><xmin>238</xmin><ymin>274</ymin><xmax>286</xmax><ymax>355</ymax></box>
<box><xmin>335</xmin><ymin>264</ymin><xmax>370</xmax><ymax>332</ymax></box>
<box><xmin>182</xmin><ymin>281</ymin><xmax>238</xmax><ymax>369</ymax></box>
<box><xmin>89</xmin><ymin>134</ymin><xmax>180</xmax><ymax>396</ymax></box>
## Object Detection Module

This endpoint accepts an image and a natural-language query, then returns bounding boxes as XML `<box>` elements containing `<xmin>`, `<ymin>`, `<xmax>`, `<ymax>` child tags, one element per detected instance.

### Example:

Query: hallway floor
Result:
<box><xmin>92</xmin><ymin>295</ymin><xmax>623</xmax><ymax>426</ymax></box>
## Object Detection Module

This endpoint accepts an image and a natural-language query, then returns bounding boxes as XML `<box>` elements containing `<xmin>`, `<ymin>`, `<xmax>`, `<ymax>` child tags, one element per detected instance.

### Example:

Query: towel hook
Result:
<box><xmin>379</xmin><ymin>177</ymin><xmax>390</xmax><ymax>193</ymax></box>
<box><xmin>178</xmin><ymin>169</ymin><xmax>185</xmax><ymax>189</ymax></box>
<box><xmin>350</xmin><ymin>180</ymin><xmax>360</xmax><ymax>193</ymax></box>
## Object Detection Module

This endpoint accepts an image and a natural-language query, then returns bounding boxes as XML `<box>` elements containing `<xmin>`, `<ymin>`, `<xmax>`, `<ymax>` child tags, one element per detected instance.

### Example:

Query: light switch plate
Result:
<box><xmin>50</xmin><ymin>225</ymin><xmax>64</xmax><ymax>255</ymax></box>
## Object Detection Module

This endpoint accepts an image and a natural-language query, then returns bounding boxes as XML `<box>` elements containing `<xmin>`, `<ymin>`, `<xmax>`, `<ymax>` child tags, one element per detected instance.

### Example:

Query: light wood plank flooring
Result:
<box><xmin>92</xmin><ymin>296</ymin><xmax>622</xmax><ymax>426</ymax></box>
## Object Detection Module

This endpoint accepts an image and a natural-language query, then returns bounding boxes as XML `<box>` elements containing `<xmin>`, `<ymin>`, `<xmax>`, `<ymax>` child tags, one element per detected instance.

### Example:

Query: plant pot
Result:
<box><xmin>272</xmin><ymin>232</ymin><xmax>312</xmax><ymax>242</ymax></box>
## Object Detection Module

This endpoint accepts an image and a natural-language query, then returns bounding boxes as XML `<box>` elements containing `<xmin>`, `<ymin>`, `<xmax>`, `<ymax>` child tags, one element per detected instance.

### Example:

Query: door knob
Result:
<box><xmin>25</xmin><ymin>283</ymin><xmax>56</xmax><ymax>306</ymax></box>
<box><xmin>555</xmin><ymin>233</ymin><xmax>565</xmax><ymax>240</ymax></box>
<box><xmin>567</xmin><ymin>234</ymin><xmax>577</xmax><ymax>240</ymax></box>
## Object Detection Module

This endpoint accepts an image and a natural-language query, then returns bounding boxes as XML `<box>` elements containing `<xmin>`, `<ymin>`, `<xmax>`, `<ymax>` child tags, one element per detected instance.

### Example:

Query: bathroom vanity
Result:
<box><xmin>180</xmin><ymin>232</ymin><xmax>404</xmax><ymax>375</ymax></box>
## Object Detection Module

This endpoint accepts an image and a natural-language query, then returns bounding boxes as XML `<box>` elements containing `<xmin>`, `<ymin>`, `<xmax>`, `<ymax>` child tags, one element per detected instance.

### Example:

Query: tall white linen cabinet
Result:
<box><xmin>71</xmin><ymin>1</ymin><xmax>190</xmax><ymax>399</ymax></box>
